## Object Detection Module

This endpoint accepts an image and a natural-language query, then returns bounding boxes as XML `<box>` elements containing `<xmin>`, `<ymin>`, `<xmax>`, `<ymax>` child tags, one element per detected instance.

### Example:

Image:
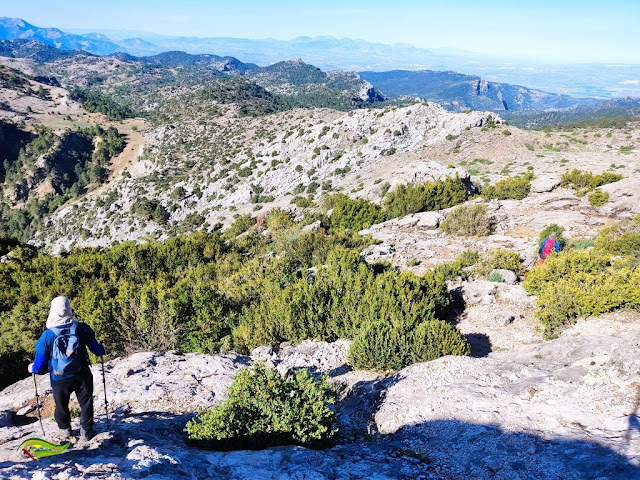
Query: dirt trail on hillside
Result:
<box><xmin>66</xmin><ymin>125</ymin><xmax>149</xmax><ymax>207</ymax></box>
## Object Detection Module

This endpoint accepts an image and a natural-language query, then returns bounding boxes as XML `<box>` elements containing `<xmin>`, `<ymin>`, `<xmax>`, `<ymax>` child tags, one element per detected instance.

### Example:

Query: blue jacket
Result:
<box><xmin>32</xmin><ymin>322</ymin><xmax>105</xmax><ymax>382</ymax></box>
<box><xmin>538</xmin><ymin>237</ymin><xmax>560</xmax><ymax>258</ymax></box>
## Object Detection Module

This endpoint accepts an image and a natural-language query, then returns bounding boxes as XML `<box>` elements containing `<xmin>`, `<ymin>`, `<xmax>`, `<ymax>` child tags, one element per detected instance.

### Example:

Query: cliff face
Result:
<box><xmin>359</xmin><ymin>70</ymin><xmax>600</xmax><ymax>112</ymax></box>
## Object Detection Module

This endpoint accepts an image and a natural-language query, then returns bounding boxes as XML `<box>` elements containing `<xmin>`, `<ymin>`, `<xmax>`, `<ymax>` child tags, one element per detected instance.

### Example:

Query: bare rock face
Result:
<box><xmin>361</xmin><ymin>210</ymin><xmax>444</xmax><ymax>236</ymax></box>
<box><xmin>1</xmin><ymin>320</ymin><xmax>640</xmax><ymax>479</ymax></box>
<box><xmin>374</xmin><ymin>320</ymin><xmax>640</xmax><ymax>479</ymax></box>
<box><xmin>530</xmin><ymin>175</ymin><xmax>562</xmax><ymax>194</ymax></box>
<box><xmin>376</xmin><ymin>331</ymin><xmax>640</xmax><ymax>445</ymax></box>
<box><xmin>489</xmin><ymin>268</ymin><xmax>519</xmax><ymax>284</ymax></box>
<box><xmin>104</xmin><ymin>351</ymin><xmax>249</xmax><ymax>414</ymax></box>
<box><xmin>597</xmin><ymin>177</ymin><xmax>640</xmax><ymax>218</ymax></box>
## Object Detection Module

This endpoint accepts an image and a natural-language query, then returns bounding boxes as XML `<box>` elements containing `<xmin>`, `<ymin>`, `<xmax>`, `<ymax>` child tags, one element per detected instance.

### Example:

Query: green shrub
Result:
<box><xmin>588</xmin><ymin>190</ymin><xmax>609</xmax><ymax>207</ymax></box>
<box><xmin>292</xmin><ymin>197</ymin><xmax>313</xmax><ymax>208</ymax></box>
<box><xmin>347</xmin><ymin>321</ymin><xmax>409</xmax><ymax>371</ymax></box>
<box><xmin>234</xmin><ymin>249</ymin><xmax>451</xmax><ymax>350</ymax></box>
<box><xmin>348</xmin><ymin>319</ymin><xmax>470</xmax><ymax>371</ymax></box>
<box><xmin>383</xmin><ymin>176</ymin><xmax>468</xmax><ymax>219</ymax></box>
<box><xmin>561</xmin><ymin>169</ymin><xmax>622</xmax><ymax>195</ymax></box>
<box><xmin>328</xmin><ymin>194</ymin><xmax>385</xmax><ymax>231</ymax></box>
<box><xmin>224</xmin><ymin>214</ymin><xmax>255</xmax><ymax>239</ymax></box>
<box><xmin>569</xmin><ymin>239</ymin><xmax>595</xmax><ymax>250</ymax></box>
<box><xmin>523</xmin><ymin>250</ymin><xmax>640</xmax><ymax>337</ymax></box>
<box><xmin>408</xmin><ymin>320</ymin><xmax>471</xmax><ymax>364</ymax></box>
<box><xmin>475</xmin><ymin>248</ymin><xmax>522</xmax><ymax>276</ymax></box>
<box><xmin>440</xmin><ymin>203</ymin><xmax>492</xmax><ymax>236</ymax></box>
<box><xmin>481</xmin><ymin>172</ymin><xmax>534</xmax><ymax>201</ymax></box>
<box><xmin>271</xmin><ymin>229</ymin><xmax>370</xmax><ymax>274</ymax></box>
<box><xmin>594</xmin><ymin>215</ymin><xmax>640</xmax><ymax>256</ymax></box>
<box><xmin>185</xmin><ymin>362</ymin><xmax>337</xmax><ymax>450</ymax></box>
<box><xmin>487</xmin><ymin>271</ymin><xmax>505</xmax><ymax>282</ymax></box>
<box><xmin>266</xmin><ymin>208</ymin><xmax>295</xmax><ymax>232</ymax></box>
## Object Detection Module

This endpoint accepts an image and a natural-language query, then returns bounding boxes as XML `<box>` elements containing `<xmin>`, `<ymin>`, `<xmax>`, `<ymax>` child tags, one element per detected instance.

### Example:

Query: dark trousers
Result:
<box><xmin>51</xmin><ymin>371</ymin><xmax>94</xmax><ymax>431</ymax></box>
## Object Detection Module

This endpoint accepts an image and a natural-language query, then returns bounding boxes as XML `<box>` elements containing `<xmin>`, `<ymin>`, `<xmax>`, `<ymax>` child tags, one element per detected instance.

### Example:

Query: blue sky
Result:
<box><xmin>5</xmin><ymin>0</ymin><xmax>640</xmax><ymax>62</ymax></box>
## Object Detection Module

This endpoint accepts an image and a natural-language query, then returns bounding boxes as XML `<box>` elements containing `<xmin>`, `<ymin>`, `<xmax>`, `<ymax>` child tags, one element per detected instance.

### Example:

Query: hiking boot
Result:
<box><xmin>55</xmin><ymin>426</ymin><xmax>73</xmax><ymax>441</ymax></box>
<box><xmin>80</xmin><ymin>426</ymin><xmax>96</xmax><ymax>441</ymax></box>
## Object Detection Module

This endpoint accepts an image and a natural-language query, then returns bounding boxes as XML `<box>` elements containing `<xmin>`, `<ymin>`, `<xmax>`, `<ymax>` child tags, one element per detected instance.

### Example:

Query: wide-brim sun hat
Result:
<box><xmin>46</xmin><ymin>296</ymin><xmax>76</xmax><ymax>329</ymax></box>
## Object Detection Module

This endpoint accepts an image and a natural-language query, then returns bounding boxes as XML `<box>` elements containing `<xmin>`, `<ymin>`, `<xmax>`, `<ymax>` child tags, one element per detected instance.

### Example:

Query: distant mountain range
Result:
<box><xmin>0</xmin><ymin>38</ymin><xmax>592</xmax><ymax>115</ymax></box>
<box><xmin>3</xmin><ymin>37</ymin><xmax>639</xmax><ymax>121</ymax></box>
<box><xmin>2</xmin><ymin>17</ymin><xmax>640</xmax><ymax>99</ymax></box>
<box><xmin>503</xmin><ymin>97</ymin><xmax>640</xmax><ymax>128</ymax></box>
<box><xmin>0</xmin><ymin>17</ymin><xmax>121</xmax><ymax>54</ymax></box>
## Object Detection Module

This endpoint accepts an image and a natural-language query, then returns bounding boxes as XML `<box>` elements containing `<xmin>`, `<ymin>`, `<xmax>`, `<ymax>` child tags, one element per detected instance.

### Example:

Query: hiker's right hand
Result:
<box><xmin>28</xmin><ymin>363</ymin><xmax>34</xmax><ymax>373</ymax></box>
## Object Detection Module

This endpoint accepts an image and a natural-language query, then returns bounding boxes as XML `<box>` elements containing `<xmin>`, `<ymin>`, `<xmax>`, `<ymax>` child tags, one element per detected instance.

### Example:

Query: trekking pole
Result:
<box><xmin>524</xmin><ymin>256</ymin><xmax>537</xmax><ymax>271</ymax></box>
<box><xmin>100</xmin><ymin>356</ymin><xmax>110</xmax><ymax>431</ymax></box>
<box><xmin>32</xmin><ymin>373</ymin><xmax>45</xmax><ymax>437</ymax></box>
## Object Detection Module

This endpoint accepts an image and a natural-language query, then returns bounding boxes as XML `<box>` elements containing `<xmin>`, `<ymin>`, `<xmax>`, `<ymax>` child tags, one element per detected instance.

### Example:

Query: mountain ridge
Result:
<box><xmin>3</xmin><ymin>16</ymin><xmax>640</xmax><ymax>98</ymax></box>
<box><xmin>0</xmin><ymin>39</ymin><xmax>612</xmax><ymax>116</ymax></box>
<box><xmin>0</xmin><ymin>17</ymin><xmax>121</xmax><ymax>55</ymax></box>
<box><xmin>358</xmin><ymin>69</ymin><xmax>600</xmax><ymax>112</ymax></box>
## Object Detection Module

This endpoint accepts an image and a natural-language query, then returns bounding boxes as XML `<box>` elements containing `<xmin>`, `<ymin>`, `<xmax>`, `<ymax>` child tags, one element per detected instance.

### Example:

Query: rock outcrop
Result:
<box><xmin>1</xmin><ymin>313</ymin><xmax>639</xmax><ymax>479</ymax></box>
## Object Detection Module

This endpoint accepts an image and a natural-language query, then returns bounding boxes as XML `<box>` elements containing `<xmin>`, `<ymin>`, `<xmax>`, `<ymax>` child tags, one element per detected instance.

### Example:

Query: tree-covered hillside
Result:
<box><xmin>0</xmin><ymin>121</ymin><xmax>126</xmax><ymax>241</ymax></box>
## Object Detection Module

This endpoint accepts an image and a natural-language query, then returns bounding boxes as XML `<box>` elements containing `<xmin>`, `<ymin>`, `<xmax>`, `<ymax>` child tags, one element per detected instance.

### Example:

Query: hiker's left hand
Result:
<box><xmin>28</xmin><ymin>363</ymin><xmax>33</xmax><ymax>373</ymax></box>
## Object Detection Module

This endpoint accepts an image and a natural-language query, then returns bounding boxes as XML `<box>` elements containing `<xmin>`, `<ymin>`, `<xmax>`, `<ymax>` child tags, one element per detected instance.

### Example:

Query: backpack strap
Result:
<box><xmin>50</xmin><ymin>322</ymin><xmax>73</xmax><ymax>338</ymax></box>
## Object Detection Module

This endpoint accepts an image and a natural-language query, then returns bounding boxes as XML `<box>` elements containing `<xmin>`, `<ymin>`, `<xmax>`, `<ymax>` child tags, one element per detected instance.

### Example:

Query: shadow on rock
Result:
<box><xmin>444</xmin><ymin>285</ymin><xmax>467</xmax><ymax>325</ymax></box>
<box><xmin>394</xmin><ymin>419</ymin><xmax>640</xmax><ymax>480</ymax></box>
<box><xmin>465</xmin><ymin>332</ymin><xmax>492</xmax><ymax>358</ymax></box>
<box><xmin>336</xmin><ymin>374</ymin><xmax>403</xmax><ymax>441</ymax></box>
<box><xmin>3</xmin><ymin>410</ymin><xmax>639</xmax><ymax>479</ymax></box>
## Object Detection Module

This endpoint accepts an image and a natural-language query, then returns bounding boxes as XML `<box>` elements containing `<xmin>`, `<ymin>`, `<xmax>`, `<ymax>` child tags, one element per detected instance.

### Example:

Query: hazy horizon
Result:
<box><xmin>3</xmin><ymin>0</ymin><xmax>640</xmax><ymax>64</ymax></box>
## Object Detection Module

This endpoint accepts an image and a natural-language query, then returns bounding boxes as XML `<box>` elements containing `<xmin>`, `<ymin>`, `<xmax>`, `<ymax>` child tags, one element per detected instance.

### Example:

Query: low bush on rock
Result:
<box><xmin>595</xmin><ymin>215</ymin><xmax>640</xmax><ymax>256</ymax></box>
<box><xmin>329</xmin><ymin>194</ymin><xmax>385</xmax><ymax>231</ymax></box>
<box><xmin>474</xmin><ymin>248</ymin><xmax>523</xmax><ymax>276</ymax></box>
<box><xmin>347</xmin><ymin>319</ymin><xmax>470</xmax><ymax>371</ymax></box>
<box><xmin>233</xmin><ymin>248</ymin><xmax>452</xmax><ymax>351</ymax></box>
<box><xmin>588</xmin><ymin>190</ymin><xmax>609</xmax><ymax>207</ymax></box>
<box><xmin>185</xmin><ymin>362</ymin><xmax>337</xmax><ymax>450</ymax></box>
<box><xmin>487</xmin><ymin>271</ymin><xmax>506</xmax><ymax>283</ymax></box>
<box><xmin>440</xmin><ymin>203</ymin><xmax>493</xmax><ymax>236</ymax></box>
<box><xmin>481</xmin><ymin>172</ymin><xmax>534</xmax><ymax>201</ymax></box>
<box><xmin>561</xmin><ymin>169</ymin><xmax>622</xmax><ymax>196</ymax></box>
<box><xmin>383</xmin><ymin>175</ymin><xmax>468</xmax><ymax>219</ymax></box>
<box><xmin>433</xmin><ymin>250</ymin><xmax>480</xmax><ymax>281</ymax></box>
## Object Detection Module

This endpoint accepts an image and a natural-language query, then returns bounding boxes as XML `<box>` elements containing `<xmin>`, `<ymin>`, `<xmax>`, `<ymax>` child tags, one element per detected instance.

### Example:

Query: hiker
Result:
<box><xmin>536</xmin><ymin>231</ymin><xmax>560</xmax><ymax>266</ymax></box>
<box><xmin>28</xmin><ymin>296</ymin><xmax>105</xmax><ymax>441</ymax></box>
